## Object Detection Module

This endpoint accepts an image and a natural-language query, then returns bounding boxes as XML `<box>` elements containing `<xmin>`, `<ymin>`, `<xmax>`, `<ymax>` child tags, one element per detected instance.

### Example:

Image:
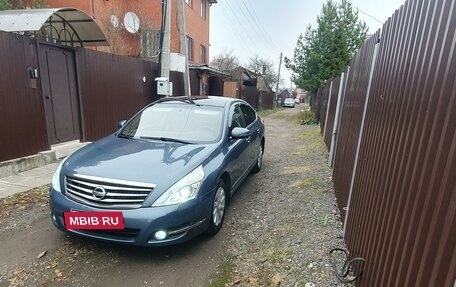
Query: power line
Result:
<box><xmin>232</xmin><ymin>0</ymin><xmax>274</xmax><ymax>52</ymax></box>
<box><xmin>217</xmin><ymin>1</ymin><xmax>254</xmax><ymax>55</ymax></box>
<box><xmin>356</xmin><ymin>7</ymin><xmax>384</xmax><ymax>25</ymax></box>
<box><xmin>241</xmin><ymin>0</ymin><xmax>278</xmax><ymax>50</ymax></box>
<box><xmin>223</xmin><ymin>0</ymin><xmax>263</xmax><ymax>52</ymax></box>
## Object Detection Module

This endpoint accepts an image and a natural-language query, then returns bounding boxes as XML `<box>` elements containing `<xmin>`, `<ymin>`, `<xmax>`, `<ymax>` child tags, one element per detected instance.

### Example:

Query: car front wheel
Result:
<box><xmin>206</xmin><ymin>180</ymin><xmax>227</xmax><ymax>235</ymax></box>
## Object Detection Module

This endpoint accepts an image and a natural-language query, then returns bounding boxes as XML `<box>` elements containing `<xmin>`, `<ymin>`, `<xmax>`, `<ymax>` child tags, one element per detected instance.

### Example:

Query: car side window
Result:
<box><xmin>240</xmin><ymin>104</ymin><xmax>256</xmax><ymax>127</ymax></box>
<box><xmin>230</xmin><ymin>105</ymin><xmax>246</xmax><ymax>128</ymax></box>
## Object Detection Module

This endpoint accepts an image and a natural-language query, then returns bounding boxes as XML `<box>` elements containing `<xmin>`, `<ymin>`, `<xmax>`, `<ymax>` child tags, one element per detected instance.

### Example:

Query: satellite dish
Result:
<box><xmin>110</xmin><ymin>15</ymin><xmax>119</xmax><ymax>28</ymax></box>
<box><xmin>124</xmin><ymin>12</ymin><xmax>140</xmax><ymax>34</ymax></box>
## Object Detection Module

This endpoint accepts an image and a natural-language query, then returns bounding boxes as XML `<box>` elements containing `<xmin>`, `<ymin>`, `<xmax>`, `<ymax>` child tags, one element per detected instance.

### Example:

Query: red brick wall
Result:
<box><xmin>43</xmin><ymin>0</ymin><xmax>211</xmax><ymax>63</ymax></box>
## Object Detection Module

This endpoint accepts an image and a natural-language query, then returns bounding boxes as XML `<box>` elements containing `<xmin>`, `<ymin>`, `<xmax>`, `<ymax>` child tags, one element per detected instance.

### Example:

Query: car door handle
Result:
<box><xmin>256</xmin><ymin>128</ymin><xmax>261</xmax><ymax>134</ymax></box>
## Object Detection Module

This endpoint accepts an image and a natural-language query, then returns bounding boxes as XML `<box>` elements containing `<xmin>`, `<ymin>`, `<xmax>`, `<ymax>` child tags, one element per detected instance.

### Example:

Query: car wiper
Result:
<box><xmin>139</xmin><ymin>136</ymin><xmax>193</xmax><ymax>144</ymax></box>
<box><xmin>118</xmin><ymin>133</ymin><xmax>134</xmax><ymax>139</ymax></box>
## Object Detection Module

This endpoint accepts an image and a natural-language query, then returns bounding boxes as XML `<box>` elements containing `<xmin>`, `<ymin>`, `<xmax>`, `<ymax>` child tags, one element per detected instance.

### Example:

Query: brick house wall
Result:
<box><xmin>41</xmin><ymin>0</ymin><xmax>212</xmax><ymax>64</ymax></box>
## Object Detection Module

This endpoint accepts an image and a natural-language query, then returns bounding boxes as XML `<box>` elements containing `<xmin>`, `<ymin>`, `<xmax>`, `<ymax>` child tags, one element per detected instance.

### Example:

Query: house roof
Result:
<box><xmin>278</xmin><ymin>89</ymin><xmax>293</xmax><ymax>97</ymax></box>
<box><xmin>0</xmin><ymin>8</ymin><xmax>108</xmax><ymax>47</ymax></box>
<box><xmin>190</xmin><ymin>64</ymin><xmax>231</xmax><ymax>77</ymax></box>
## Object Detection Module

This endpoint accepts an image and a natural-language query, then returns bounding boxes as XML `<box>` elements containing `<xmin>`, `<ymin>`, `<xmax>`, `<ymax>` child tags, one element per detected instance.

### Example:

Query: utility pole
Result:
<box><xmin>274</xmin><ymin>52</ymin><xmax>282</xmax><ymax>109</ymax></box>
<box><xmin>177</xmin><ymin>0</ymin><xmax>191</xmax><ymax>98</ymax></box>
<box><xmin>160</xmin><ymin>0</ymin><xmax>171</xmax><ymax>84</ymax></box>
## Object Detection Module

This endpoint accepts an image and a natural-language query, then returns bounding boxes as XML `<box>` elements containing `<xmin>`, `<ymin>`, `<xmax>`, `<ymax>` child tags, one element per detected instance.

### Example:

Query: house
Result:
<box><xmin>277</xmin><ymin>89</ymin><xmax>294</xmax><ymax>106</ymax></box>
<box><xmin>220</xmin><ymin>66</ymin><xmax>274</xmax><ymax>110</ymax></box>
<box><xmin>295</xmin><ymin>88</ymin><xmax>307</xmax><ymax>103</ymax></box>
<box><xmin>39</xmin><ymin>0</ymin><xmax>216</xmax><ymax>65</ymax></box>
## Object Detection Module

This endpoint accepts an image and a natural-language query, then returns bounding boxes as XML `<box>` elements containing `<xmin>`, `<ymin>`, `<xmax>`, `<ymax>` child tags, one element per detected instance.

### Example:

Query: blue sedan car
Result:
<box><xmin>49</xmin><ymin>96</ymin><xmax>265</xmax><ymax>246</ymax></box>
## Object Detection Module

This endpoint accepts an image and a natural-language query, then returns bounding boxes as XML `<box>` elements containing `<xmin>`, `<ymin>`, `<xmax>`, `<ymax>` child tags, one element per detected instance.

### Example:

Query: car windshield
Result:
<box><xmin>119</xmin><ymin>103</ymin><xmax>224</xmax><ymax>143</ymax></box>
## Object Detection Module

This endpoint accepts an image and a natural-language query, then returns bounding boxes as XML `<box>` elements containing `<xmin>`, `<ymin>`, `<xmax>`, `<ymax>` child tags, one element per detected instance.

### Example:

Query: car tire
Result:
<box><xmin>251</xmin><ymin>143</ymin><xmax>264</xmax><ymax>174</ymax></box>
<box><xmin>206</xmin><ymin>180</ymin><xmax>227</xmax><ymax>235</ymax></box>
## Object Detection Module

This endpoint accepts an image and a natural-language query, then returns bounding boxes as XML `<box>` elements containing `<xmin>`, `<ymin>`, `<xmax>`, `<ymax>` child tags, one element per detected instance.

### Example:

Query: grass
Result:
<box><xmin>258</xmin><ymin>108</ymin><xmax>282</xmax><ymax>118</ymax></box>
<box><xmin>208</xmin><ymin>258</ymin><xmax>235</xmax><ymax>287</ymax></box>
<box><xmin>291</xmin><ymin>177</ymin><xmax>318</xmax><ymax>189</ymax></box>
<box><xmin>292</xmin><ymin>128</ymin><xmax>328</xmax><ymax>158</ymax></box>
<box><xmin>281</xmin><ymin>166</ymin><xmax>311</xmax><ymax>175</ymax></box>
<box><xmin>319</xmin><ymin>215</ymin><xmax>332</xmax><ymax>225</ymax></box>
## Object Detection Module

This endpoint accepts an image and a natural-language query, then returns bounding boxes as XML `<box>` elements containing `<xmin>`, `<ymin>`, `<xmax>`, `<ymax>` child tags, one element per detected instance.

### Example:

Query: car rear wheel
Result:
<box><xmin>251</xmin><ymin>143</ymin><xmax>263</xmax><ymax>174</ymax></box>
<box><xmin>206</xmin><ymin>180</ymin><xmax>227</xmax><ymax>235</ymax></box>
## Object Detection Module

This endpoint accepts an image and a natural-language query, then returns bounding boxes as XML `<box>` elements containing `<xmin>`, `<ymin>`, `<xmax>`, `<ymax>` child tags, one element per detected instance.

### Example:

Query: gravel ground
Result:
<box><xmin>219</xmin><ymin>106</ymin><xmax>350</xmax><ymax>287</ymax></box>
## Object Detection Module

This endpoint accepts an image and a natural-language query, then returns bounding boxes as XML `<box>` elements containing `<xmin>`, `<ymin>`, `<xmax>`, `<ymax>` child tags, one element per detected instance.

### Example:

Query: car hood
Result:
<box><xmin>63</xmin><ymin>135</ymin><xmax>218</xmax><ymax>189</ymax></box>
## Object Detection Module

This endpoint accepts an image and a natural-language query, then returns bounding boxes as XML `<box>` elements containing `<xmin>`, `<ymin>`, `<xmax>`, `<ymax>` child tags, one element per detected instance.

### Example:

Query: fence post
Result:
<box><xmin>328</xmin><ymin>73</ymin><xmax>345</xmax><ymax>166</ymax></box>
<box><xmin>323</xmin><ymin>81</ymin><xmax>333</xmax><ymax>140</ymax></box>
<box><xmin>331</xmin><ymin>66</ymin><xmax>350</xmax><ymax>167</ymax></box>
<box><xmin>343</xmin><ymin>40</ymin><xmax>381</xmax><ymax>238</ymax></box>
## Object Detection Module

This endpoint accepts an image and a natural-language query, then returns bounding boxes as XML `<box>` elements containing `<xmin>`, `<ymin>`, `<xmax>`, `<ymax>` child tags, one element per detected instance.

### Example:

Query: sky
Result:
<box><xmin>209</xmin><ymin>0</ymin><xmax>406</xmax><ymax>89</ymax></box>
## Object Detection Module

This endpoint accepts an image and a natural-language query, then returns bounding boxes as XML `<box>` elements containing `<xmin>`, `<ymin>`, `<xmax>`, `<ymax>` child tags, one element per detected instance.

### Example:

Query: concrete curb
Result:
<box><xmin>0</xmin><ymin>151</ymin><xmax>56</xmax><ymax>178</ymax></box>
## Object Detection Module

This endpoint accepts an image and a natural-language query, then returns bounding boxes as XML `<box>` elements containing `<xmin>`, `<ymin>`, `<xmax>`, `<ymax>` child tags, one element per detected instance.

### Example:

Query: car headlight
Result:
<box><xmin>51</xmin><ymin>159</ymin><xmax>66</xmax><ymax>193</ymax></box>
<box><xmin>152</xmin><ymin>165</ymin><xmax>205</xmax><ymax>207</ymax></box>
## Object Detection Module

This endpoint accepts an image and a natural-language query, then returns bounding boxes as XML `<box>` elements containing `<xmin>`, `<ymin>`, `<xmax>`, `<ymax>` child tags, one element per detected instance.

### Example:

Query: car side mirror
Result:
<box><xmin>117</xmin><ymin>120</ymin><xmax>127</xmax><ymax>129</ymax></box>
<box><xmin>231</xmin><ymin>127</ymin><xmax>250</xmax><ymax>139</ymax></box>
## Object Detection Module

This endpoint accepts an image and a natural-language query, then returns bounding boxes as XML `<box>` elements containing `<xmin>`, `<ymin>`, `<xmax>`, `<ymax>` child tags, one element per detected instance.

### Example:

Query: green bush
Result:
<box><xmin>299</xmin><ymin>110</ymin><xmax>318</xmax><ymax>125</ymax></box>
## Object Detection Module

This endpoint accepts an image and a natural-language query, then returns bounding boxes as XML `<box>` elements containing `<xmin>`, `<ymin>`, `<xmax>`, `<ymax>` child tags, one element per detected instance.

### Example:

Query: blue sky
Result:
<box><xmin>209</xmin><ymin>0</ymin><xmax>406</xmax><ymax>88</ymax></box>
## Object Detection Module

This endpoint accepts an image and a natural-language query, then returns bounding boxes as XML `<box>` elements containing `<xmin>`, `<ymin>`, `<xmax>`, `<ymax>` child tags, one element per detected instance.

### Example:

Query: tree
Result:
<box><xmin>0</xmin><ymin>0</ymin><xmax>11</xmax><ymax>10</ymax></box>
<box><xmin>0</xmin><ymin>0</ymin><xmax>47</xmax><ymax>10</ymax></box>
<box><xmin>285</xmin><ymin>0</ymin><xmax>367</xmax><ymax>93</ymax></box>
<box><xmin>210</xmin><ymin>50</ymin><xmax>240</xmax><ymax>72</ymax></box>
<box><xmin>246</xmin><ymin>54</ymin><xmax>280</xmax><ymax>89</ymax></box>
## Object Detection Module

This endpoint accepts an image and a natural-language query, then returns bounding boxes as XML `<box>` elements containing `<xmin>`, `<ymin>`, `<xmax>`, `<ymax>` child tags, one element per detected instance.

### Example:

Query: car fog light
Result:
<box><xmin>154</xmin><ymin>230</ymin><xmax>167</xmax><ymax>240</ymax></box>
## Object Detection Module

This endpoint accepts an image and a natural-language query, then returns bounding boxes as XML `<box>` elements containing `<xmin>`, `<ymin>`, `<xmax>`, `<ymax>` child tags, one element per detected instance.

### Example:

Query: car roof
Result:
<box><xmin>154</xmin><ymin>96</ymin><xmax>243</xmax><ymax>108</ymax></box>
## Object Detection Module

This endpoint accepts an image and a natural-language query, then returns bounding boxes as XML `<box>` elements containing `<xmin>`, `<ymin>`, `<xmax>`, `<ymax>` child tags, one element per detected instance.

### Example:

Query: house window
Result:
<box><xmin>185</xmin><ymin>0</ymin><xmax>192</xmax><ymax>7</ymax></box>
<box><xmin>200</xmin><ymin>45</ymin><xmax>207</xmax><ymax>63</ymax></box>
<box><xmin>200</xmin><ymin>0</ymin><xmax>207</xmax><ymax>19</ymax></box>
<box><xmin>186</xmin><ymin>36</ymin><xmax>194</xmax><ymax>61</ymax></box>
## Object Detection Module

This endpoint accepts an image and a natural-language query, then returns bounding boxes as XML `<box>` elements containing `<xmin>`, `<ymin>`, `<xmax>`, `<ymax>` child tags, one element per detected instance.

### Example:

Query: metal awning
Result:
<box><xmin>0</xmin><ymin>8</ymin><xmax>108</xmax><ymax>47</ymax></box>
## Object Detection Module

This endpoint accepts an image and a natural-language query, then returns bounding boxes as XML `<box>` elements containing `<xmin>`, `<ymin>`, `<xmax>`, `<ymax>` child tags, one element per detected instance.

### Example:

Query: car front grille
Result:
<box><xmin>65</xmin><ymin>174</ymin><xmax>156</xmax><ymax>209</ymax></box>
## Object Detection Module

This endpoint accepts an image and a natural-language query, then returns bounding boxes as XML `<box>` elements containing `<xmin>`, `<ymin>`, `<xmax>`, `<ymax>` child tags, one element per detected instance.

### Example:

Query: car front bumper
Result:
<box><xmin>49</xmin><ymin>188</ymin><xmax>213</xmax><ymax>246</ymax></box>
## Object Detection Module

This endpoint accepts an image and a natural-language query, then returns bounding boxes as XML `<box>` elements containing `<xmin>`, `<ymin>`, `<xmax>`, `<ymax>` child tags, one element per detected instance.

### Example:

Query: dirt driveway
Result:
<box><xmin>0</xmin><ymin>106</ymin><xmax>347</xmax><ymax>287</ymax></box>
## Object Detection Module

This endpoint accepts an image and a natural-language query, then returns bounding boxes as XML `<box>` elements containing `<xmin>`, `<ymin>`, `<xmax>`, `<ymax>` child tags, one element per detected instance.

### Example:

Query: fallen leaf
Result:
<box><xmin>55</xmin><ymin>269</ymin><xmax>63</xmax><ymax>277</ymax></box>
<box><xmin>272</xmin><ymin>274</ymin><xmax>284</xmax><ymax>286</ymax></box>
<box><xmin>37</xmin><ymin>250</ymin><xmax>47</xmax><ymax>259</ymax></box>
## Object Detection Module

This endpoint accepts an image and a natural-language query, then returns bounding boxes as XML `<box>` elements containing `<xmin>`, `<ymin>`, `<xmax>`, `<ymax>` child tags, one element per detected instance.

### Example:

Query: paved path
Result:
<box><xmin>0</xmin><ymin>162</ymin><xmax>59</xmax><ymax>198</ymax></box>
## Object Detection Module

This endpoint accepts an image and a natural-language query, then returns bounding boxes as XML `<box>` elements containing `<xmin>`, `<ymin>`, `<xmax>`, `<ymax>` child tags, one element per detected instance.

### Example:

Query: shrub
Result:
<box><xmin>299</xmin><ymin>110</ymin><xmax>318</xmax><ymax>125</ymax></box>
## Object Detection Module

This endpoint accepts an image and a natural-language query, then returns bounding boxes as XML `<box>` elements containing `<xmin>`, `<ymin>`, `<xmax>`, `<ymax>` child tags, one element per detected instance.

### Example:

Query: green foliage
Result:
<box><xmin>319</xmin><ymin>215</ymin><xmax>332</xmax><ymax>225</ymax></box>
<box><xmin>0</xmin><ymin>0</ymin><xmax>47</xmax><ymax>11</ymax></box>
<box><xmin>16</xmin><ymin>0</ymin><xmax>25</xmax><ymax>9</ymax></box>
<box><xmin>285</xmin><ymin>0</ymin><xmax>368</xmax><ymax>93</ymax></box>
<box><xmin>208</xmin><ymin>259</ymin><xmax>234</xmax><ymax>287</ymax></box>
<box><xmin>0</xmin><ymin>0</ymin><xmax>11</xmax><ymax>10</ymax></box>
<box><xmin>299</xmin><ymin>110</ymin><xmax>318</xmax><ymax>125</ymax></box>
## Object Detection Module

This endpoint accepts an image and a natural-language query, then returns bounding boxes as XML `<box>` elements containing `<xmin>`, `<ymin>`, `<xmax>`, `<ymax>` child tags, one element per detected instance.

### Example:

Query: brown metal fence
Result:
<box><xmin>241</xmin><ymin>85</ymin><xmax>259</xmax><ymax>110</ymax></box>
<box><xmin>258</xmin><ymin>91</ymin><xmax>274</xmax><ymax>110</ymax></box>
<box><xmin>76</xmin><ymin>49</ymin><xmax>159</xmax><ymax>142</ymax></box>
<box><xmin>0</xmin><ymin>31</ymin><xmax>49</xmax><ymax>162</ymax></box>
<box><xmin>323</xmin><ymin>77</ymin><xmax>340</xmax><ymax>149</ymax></box>
<box><xmin>313</xmin><ymin>0</ymin><xmax>456</xmax><ymax>286</ymax></box>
